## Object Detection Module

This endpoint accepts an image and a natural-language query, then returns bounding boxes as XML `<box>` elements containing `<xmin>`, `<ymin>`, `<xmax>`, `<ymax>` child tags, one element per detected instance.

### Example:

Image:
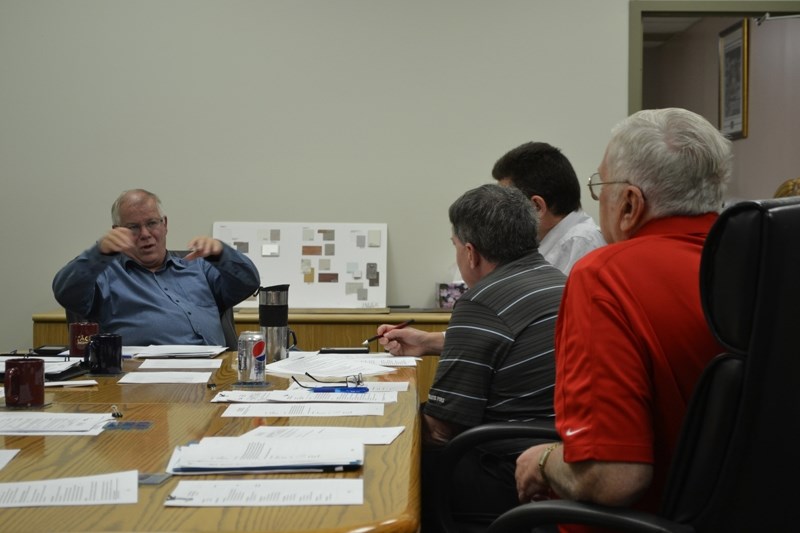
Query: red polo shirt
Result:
<box><xmin>555</xmin><ymin>214</ymin><xmax>724</xmax><ymax>521</ymax></box>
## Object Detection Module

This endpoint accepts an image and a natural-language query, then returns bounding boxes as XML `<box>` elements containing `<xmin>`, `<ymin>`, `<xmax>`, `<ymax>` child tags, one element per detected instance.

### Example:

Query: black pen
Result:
<box><xmin>361</xmin><ymin>319</ymin><xmax>416</xmax><ymax>345</ymax></box>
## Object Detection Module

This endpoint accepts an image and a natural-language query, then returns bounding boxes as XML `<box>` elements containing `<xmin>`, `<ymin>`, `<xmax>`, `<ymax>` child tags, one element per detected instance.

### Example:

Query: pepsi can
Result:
<box><xmin>237</xmin><ymin>331</ymin><xmax>266</xmax><ymax>383</ymax></box>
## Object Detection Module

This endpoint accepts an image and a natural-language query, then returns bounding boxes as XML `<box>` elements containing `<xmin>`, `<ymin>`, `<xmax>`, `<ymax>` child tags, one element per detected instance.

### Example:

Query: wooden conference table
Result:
<box><xmin>0</xmin><ymin>353</ymin><xmax>421</xmax><ymax>532</ymax></box>
<box><xmin>32</xmin><ymin>308</ymin><xmax>449</xmax><ymax>402</ymax></box>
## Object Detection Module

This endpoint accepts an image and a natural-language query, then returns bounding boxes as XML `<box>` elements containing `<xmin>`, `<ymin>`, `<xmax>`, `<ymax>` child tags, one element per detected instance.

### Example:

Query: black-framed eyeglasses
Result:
<box><xmin>587</xmin><ymin>173</ymin><xmax>632</xmax><ymax>201</ymax></box>
<box><xmin>292</xmin><ymin>372</ymin><xmax>364</xmax><ymax>389</ymax></box>
<box><xmin>114</xmin><ymin>217</ymin><xmax>164</xmax><ymax>236</ymax></box>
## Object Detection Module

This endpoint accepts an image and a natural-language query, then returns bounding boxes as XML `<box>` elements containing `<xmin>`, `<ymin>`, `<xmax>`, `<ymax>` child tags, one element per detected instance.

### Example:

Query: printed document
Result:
<box><xmin>0</xmin><ymin>412</ymin><xmax>113</xmax><ymax>436</ymax></box>
<box><xmin>118</xmin><ymin>372</ymin><xmax>212</xmax><ymax>384</ymax></box>
<box><xmin>138</xmin><ymin>359</ymin><xmax>223</xmax><ymax>370</ymax></box>
<box><xmin>166</xmin><ymin>479</ymin><xmax>362</xmax><ymax>507</ymax></box>
<box><xmin>240</xmin><ymin>425</ymin><xmax>405</xmax><ymax>445</ymax></box>
<box><xmin>0</xmin><ymin>470</ymin><xmax>138</xmax><ymax>508</ymax></box>
<box><xmin>222</xmin><ymin>402</ymin><xmax>384</xmax><ymax>418</ymax></box>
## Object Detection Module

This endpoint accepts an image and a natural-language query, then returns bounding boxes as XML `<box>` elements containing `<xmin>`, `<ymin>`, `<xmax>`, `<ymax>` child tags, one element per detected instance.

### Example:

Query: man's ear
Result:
<box><xmin>465</xmin><ymin>242</ymin><xmax>481</xmax><ymax>269</ymax></box>
<box><xmin>618</xmin><ymin>186</ymin><xmax>647</xmax><ymax>237</ymax></box>
<box><xmin>530</xmin><ymin>195</ymin><xmax>548</xmax><ymax>215</ymax></box>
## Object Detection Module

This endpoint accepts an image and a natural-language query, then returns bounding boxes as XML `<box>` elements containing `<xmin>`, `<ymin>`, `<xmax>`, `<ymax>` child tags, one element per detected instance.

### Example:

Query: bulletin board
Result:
<box><xmin>213</xmin><ymin>221</ymin><xmax>388</xmax><ymax>310</ymax></box>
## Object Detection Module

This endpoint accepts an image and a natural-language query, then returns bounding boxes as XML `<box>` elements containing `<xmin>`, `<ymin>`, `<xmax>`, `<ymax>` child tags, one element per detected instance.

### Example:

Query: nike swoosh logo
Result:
<box><xmin>565</xmin><ymin>427</ymin><xmax>587</xmax><ymax>437</ymax></box>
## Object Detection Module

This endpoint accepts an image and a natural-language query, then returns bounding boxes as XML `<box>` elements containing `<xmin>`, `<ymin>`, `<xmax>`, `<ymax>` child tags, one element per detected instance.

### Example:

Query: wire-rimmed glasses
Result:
<box><xmin>587</xmin><ymin>173</ymin><xmax>632</xmax><ymax>201</ymax></box>
<box><xmin>114</xmin><ymin>217</ymin><xmax>165</xmax><ymax>236</ymax></box>
<box><xmin>291</xmin><ymin>372</ymin><xmax>364</xmax><ymax>390</ymax></box>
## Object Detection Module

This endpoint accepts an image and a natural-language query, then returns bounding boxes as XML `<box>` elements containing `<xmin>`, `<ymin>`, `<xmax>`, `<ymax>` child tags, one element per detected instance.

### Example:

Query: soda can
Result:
<box><xmin>237</xmin><ymin>331</ymin><xmax>266</xmax><ymax>383</ymax></box>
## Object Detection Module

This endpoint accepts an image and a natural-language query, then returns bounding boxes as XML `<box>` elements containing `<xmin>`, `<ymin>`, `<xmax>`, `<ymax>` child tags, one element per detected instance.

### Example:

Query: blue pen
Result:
<box><xmin>311</xmin><ymin>386</ymin><xmax>369</xmax><ymax>393</ymax></box>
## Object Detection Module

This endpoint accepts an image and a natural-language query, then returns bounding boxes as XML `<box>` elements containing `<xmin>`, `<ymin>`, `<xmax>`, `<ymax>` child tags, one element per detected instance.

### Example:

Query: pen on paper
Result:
<box><xmin>361</xmin><ymin>319</ymin><xmax>415</xmax><ymax>345</ymax></box>
<box><xmin>310</xmin><ymin>387</ymin><xmax>370</xmax><ymax>393</ymax></box>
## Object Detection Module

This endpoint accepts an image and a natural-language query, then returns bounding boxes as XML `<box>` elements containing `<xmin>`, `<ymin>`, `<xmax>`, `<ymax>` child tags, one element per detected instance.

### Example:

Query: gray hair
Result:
<box><xmin>449</xmin><ymin>184</ymin><xmax>539</xmax><ymax>264</ymax></box>
<box><xmin>111</xmin><ymin>189</ymin><xmax>164</xmax><ymax>225</ymax></box>
<box><xmin>604</xmin><ymin>108</ymin><xmax>732</xmax><ymax>217</ymax></box>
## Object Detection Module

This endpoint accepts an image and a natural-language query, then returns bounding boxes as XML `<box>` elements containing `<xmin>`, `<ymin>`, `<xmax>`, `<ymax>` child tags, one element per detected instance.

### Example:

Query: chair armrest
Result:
<box><xmin>442</xmin><ymin>420</ymin><xmax>558</xmax><ymax>461</ymax></box>
<box><xmin>435</xmin><ymin>421</ymin><xmax>559</xmax><ymax>533</ymax></box>
<box><xmin>487</xmin><ymin>500</ymin><xmax>695</xmax><ymax>533</ymax></box>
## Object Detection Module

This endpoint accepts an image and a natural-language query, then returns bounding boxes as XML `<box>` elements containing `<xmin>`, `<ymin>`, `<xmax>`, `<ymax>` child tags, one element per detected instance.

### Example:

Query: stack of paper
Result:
<box><xmin>0</xmin><ymin>357</ymin><xmax>82</xmax><ymax>376</ymax></box>
<box><xmin>132</xmin><ymin>345</ymin><xmax>227</xmax><ymax>358</ymax></box>
<box><xmin>264</xmin><ymin>352</ymin><xmax>396</xmax><ymax>378</ymax></box>
<box><xmin>166</xmin><ymin>437</ymin><xmax>363</xmax><ymax>474</ymax></box>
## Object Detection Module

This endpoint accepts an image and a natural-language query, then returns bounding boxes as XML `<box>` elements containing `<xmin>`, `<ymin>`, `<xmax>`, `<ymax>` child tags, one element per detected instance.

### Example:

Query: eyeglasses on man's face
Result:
<box><xmin>587</xmin><ymin>173</ymin><xmax>633</xmax><ymax>201</ymax></box>
<box><xmin>114</xmin><ymin>217</ymin><xmax>164</xmax><ymax>236</ymax></box>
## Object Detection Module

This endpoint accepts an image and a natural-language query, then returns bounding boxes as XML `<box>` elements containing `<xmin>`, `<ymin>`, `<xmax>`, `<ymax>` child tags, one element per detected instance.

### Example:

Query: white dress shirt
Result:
<box><xmin>539</xmin><ymin>210</ymin><xmax>606</xmax><ymax>275</ymax></box>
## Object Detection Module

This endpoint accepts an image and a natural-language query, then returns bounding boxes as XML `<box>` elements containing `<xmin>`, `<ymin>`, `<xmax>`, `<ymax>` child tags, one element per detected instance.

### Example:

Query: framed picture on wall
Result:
<box><xmin>718</xmin><ymin>19</ymin><xmax>749</xmax><ymax>140</ymax></box>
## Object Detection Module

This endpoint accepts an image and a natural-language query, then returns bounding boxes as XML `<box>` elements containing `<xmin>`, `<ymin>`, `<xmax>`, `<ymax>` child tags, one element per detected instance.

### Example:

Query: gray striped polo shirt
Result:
<box><xmin>424</xmin><ymin>251</ymin><xmax>566</xmax><ymax>428</ymax></box>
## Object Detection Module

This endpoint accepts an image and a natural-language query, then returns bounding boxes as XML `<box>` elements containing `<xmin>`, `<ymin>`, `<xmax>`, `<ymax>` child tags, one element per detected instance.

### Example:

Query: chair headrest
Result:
<box><xmin>701</xmin><ymin>197</ymin><xmax>800</xmax><ymax>354</ymax></box>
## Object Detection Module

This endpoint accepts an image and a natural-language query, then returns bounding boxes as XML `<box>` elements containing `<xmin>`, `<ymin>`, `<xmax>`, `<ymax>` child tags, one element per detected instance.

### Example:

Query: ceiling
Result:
<box><xmin>642</xmin><ymin>16</ymin><xmax>701</xmax><ymax>48</ymax></box>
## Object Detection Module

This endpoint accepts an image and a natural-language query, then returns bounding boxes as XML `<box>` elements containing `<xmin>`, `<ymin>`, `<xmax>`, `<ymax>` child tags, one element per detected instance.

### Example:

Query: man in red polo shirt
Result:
<box><xmin>514</xmin><ymin>108</ymin><xmax>732</xmax><ymax>529</ymax></box>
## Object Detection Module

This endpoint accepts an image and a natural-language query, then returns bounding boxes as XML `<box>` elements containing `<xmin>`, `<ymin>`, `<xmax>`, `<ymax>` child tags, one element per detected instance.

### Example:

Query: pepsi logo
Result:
<box><xmin>252</xmin><ymin>340</ymin><xmax>266</xmax><ymax>362</ymax></box>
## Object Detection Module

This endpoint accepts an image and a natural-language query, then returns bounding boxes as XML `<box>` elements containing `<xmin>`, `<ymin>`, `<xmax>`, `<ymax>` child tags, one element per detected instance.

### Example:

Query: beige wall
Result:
<box><xmin>644</xmin><ymin>16</ymin><xmax>800</xmax><ymax>200</ymax></box>
<box><xmin>0</xmin><ymin>0</ymin><xmax>631</xmax><ymax>349</ymax></box>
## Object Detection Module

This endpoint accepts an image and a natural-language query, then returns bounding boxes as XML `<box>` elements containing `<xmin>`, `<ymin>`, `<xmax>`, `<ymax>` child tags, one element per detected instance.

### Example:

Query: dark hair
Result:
<box><xmin>492</xmin><ymin>141</ymin><xmax>581</xmax><ymax>216</ymax></box>
<box><xmin>449</xmin><ymin>184</ymin><xmax>538</xmax><ymax>264</ymax></box>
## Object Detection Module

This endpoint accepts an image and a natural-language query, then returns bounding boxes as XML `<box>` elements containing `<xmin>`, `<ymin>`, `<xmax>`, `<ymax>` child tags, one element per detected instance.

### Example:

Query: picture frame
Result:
<box><xmin>718</xmin><ymin>19</ymin><xmax>749</xmax><ymax>140</ymax></box>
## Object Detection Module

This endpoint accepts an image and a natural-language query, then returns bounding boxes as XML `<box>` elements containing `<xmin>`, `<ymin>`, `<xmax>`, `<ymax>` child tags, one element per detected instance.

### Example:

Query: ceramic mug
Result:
<box><xmin>4</xmin><ymin>358</ymin><xmax>45</xmax><ymax>407</ymax></box>
<box><xmin>69</xmin><ymin>321</ymin><xmax>100</xmax><ymax>357</ymax></box>
<box><xmin>85</xmin><ymin>333</ymin><xmax>123</xmax><ymax>374</ymax></box>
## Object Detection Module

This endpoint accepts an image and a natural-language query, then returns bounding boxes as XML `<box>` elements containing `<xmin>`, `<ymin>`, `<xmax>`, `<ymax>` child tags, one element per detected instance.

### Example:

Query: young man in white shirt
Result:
<box><xmin>493</xmin><ymin>141</ymin><xmax>606</xmax><ymax>274</ymax></box>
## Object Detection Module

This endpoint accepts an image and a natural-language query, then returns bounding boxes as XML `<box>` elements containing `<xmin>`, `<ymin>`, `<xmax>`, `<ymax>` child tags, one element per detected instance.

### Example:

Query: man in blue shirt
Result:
<box><xmin>53</xmin><ymin>189</ymin><xmax>260</xmax><ymax>346</ymax></box>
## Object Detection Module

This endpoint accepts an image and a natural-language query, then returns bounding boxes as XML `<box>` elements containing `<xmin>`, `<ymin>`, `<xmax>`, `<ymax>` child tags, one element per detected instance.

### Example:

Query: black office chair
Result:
<box><xmin>434</xmin><ymin>198</ymin><xmax>800</xmax><ymax>533</ymax></box>
<box><xmin>64</xmin><ymin>250</ymin><xmax>240</xmax><ymax>350</ymax></box>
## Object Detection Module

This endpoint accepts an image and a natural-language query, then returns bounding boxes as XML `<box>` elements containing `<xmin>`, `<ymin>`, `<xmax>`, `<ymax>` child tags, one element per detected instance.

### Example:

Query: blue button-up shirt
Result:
<box><xmin>52</xmin><ymin>243</ymin><xmax>259</xmax><ymax>346</ymax></box>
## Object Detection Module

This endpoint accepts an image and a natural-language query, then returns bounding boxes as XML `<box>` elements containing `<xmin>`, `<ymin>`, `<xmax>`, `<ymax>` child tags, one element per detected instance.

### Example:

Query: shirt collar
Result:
<box><xmin>634</xmin><ymin>213</ymin><xmax>719</xmax><ymax>238</ymax></box>
<box><xmin>121</xmin><ymin>252</ymin><xmax>186</xmax><ymax>272</ymax></box>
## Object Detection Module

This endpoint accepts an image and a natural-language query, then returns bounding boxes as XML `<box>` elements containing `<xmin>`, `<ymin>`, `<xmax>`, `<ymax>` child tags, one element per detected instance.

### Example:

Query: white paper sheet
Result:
<box><xmin>0</xmin><ymin>470</ymin><xmax>138</xmax><ymax>508</ymax></box>
<box><xmin>44</xmin><ymin>380</ymin><xmax>98</xmax><ymax>388</ymax></box>
<box><xmin>330</xmin><ymin>354</ymin><xmax>419</xmax><ymax>367</ymax></box>
<box><xmin>0</xmin><ymin>412</ymin><xmax>113</xmax><ymax>436</ymax></box>
<box><xmin>138</xmin><ymin>359</ymin><xmax>223</xmax><ymax>370</ymax></box>
<box><xmin>211</xmin><ymin>390</ymin><xmax>397</xmax><ymax>404</ymax></box>
<box><xmin>0</xmin><ymin>449</ymin><xmax>19</xmax><ymax>471</ymax></box>
<box><xmin>165</xmin><ymin>479</ymin><xmax>362</xmax><ymax>507</ymax></box>
<box><xmin>222</xmin><ymin>403</ymin><xmax>384</xmax><ymax>418</ymax></box>
<box><xmin>240</xmin><ymin>425</ymin><xmax>405</xmax><ymax>445</ymax></box>
<box><xmin>117</xmin><ymin>372</ymin><xmax>212</xmax><ymax>384</ymax></box>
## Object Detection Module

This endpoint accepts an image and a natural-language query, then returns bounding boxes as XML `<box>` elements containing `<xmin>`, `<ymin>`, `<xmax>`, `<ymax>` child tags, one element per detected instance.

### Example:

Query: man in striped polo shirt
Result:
<box><xmin>378</xmin><ymin>183</ymin><xmax>566</xmax><ymax>529</ymax></box>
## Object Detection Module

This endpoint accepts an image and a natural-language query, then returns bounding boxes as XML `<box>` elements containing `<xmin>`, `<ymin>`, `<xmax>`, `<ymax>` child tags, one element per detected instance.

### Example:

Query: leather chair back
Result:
<box><xmin>662</xmin><ymin>198</ymin><xmax>800</xmax><ymax>529</ymax></box>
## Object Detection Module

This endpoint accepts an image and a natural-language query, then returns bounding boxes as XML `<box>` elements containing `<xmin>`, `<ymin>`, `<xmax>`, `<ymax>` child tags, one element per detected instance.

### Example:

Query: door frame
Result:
<box><xmin>629</xmin><ymin>0</ymin><xmax>800</xmax><ymax>114</ymax></box>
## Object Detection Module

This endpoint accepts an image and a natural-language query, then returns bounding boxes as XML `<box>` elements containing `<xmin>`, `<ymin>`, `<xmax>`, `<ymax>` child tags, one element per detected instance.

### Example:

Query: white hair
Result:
<box><xmin>605</xmin><ymin>108</ymin><xmax>733</xmax><ymax>217</ymax></box>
